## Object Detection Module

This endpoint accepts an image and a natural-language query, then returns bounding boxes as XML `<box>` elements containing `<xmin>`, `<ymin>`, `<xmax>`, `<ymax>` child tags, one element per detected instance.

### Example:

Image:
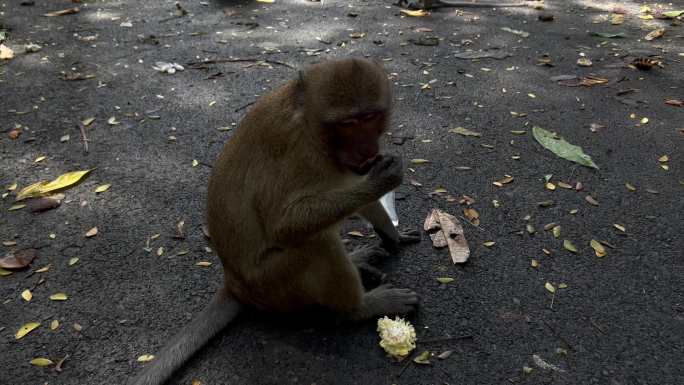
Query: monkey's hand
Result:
<box><xmin>367</xmin><ymin>155</ymin><xmax>404</xmax><ymax>198</ymax></box>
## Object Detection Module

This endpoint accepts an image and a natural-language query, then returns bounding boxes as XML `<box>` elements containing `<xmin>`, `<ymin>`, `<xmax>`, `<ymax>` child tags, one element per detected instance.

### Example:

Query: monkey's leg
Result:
<box><xmin>358</xmin><ymin>200</ymin><xmax>421</xmax><ymax>253</ymax></box>
<box><xmin>310</xmin><ymin>251</ymin><xmax>418</xmax><ymax>320</ymax></box>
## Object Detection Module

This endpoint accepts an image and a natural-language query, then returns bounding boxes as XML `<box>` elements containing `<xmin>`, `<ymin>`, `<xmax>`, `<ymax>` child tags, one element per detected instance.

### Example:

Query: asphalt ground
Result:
<box><xmin>1</xmin><ymin>0</ymin><xmax>683</xmax><ymax>384</ymax></box>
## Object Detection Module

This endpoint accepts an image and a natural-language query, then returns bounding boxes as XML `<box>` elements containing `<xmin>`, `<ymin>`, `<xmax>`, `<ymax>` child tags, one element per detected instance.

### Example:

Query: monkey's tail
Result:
<box><xmin>129</xmin><ymin>290</ymin><xmax>242</xmax><ymax>385</ymax></box>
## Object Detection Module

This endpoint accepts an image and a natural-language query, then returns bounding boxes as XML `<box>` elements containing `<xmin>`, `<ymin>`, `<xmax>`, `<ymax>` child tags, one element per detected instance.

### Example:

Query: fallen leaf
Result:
<box><xmin>21</xmin><ymin>289</ymin><xmax>32</xmax><ymax>301</ymax></box>
<box><xmin>347</xmin><ymin>231</ymin><xmax>364</xmax><ymax>237</ymax></box>
<box><xmin>107</xmin><ymin>116</ymin><xmax>120</xmax><ymax>125</ymax></box>
<box><xmin>493</xmin><ymin>175</ymin><xmax>514</xmax><ymax>187</ymax></box>
<box><xmin>8</xmin><ymin>204</ymin><xmax>26</xmax><ymax>211</ymax></box>
<box><xmin>658</xmin><ymin>155</ymin><xmax>669</xmax><ymax>162</ymax></box>
<box><xmin>611</xmin><ymin>14</ymin><xmax>625</xmax><ymax>24</ymax></box>
<box><xmin>192</xmin><ymin>159</ymin><xmax>199</xmax><ymax>167</ymax></box>
<box><xmin>68</xmin><ymin>257</ymin><xmax>79</xmax><ymax>266</ymax></box>
<box><xmin>613</xmin><ymin>223</ymin><xmax>626</xmax><ymax>232</ymax></box>
<box><xmin>483</xmin><ymin>241</ymin><xmax>496</xmax><ymax>247</ymax></box>
<box><xmin>50</xmin><ymin>320</ymin><xmax>60</xmax><ymax>330</ymax></box>
<box><xmin>49</xmin><ymin>293</ymin><xmax>68</xmax><ymax>301</ymax></box>
<box><xmin>532</xmin><ymin>354</ymin><xmax>565</xmax><ymax>372</ymax></box>
<box><xmin>411</xmin><ymin>159</ymin><xmax>429</xmax><ymax>164</ymax></box>
<box><xmin>590</xmin><ymin>239</ymin><xmax>606</xmax><ymax>257</ymax></box>
<box><xmin>137</xmin><ymin>354</ymin><xmax>155</xmax><ymax>362</ymax></box>
<box><xmin>501</xmin><ymin>27</ymin><xmax>530</xmax><ymax>38</ymax></box>
<box><xmin>30</xmin><ymin>358</ymin><xmax>53</xmax><ymax>367</ymax></box>
<box><xmin>413</xmin><ymin>351</ymin><xmax>432</xmax><ymax>365</ymax></box>
<box><xmin>436</xmin><ymin>277</ymin><xmax>454</xmax><ymax>284</ymax></box>
<box><xmin>85</xmin><ymin>227</ymin><xmax>98</xmax><ymax>237</ymax></box>
<box><xmin>423</xmin><ymin>209</ymin><xmax>470</xmax><ymax>264</ymax></box>
<box><xmin>531</xmin><ymin>259</ymin><xmax>540</xmax><ymax>268</ymax></box>
<box><xmin>563</xmin><ymin>239</ymin><xmax>578</xmax><ymax>253</ymax></box>
<box><xmin>644</xmin><ymin>28</ymin><xmax>665</xmax><ymax>41</ymax></box>
<box><xmin>81</xmin><ymin>117</ymin><xmax>95</xmax><ymax>126</ymax></box>
<box><xmin>449</xmin><ymin>127</ymin><xmax>481</xmax><ymax>137</ymax></box>
<box><xmin>462</xmin><ymin>208</ymin><xmax>480</xmax><ymax>226</ymax></box>
<box><xmin>95</xmin><ymin>184</ymin><xmax>111</xmax><ymax>193</ymax></box>
<box><xmin>196</xmin><ymin>261</ymin><xmax>212</xmax><ymax>267</ymax></box>
<box><xmin>73</xmin><ymin>323</ymin><xmax>82</xmax><ymax>331</ymax></box>
<box><xmin>437</xmin><ymin>350</ymin><xmax>453</xmax><ymax>359</ymax></box>
<box><xmin>552</xmin><ymin>226</ymin><xmax>561</xmax><ymax>238</ymax></box>
<box><xmin>545</xmin><ymin>182</ymin><xmax>556</xmax><ymax>191</ymax></box>
<box><xmin>0</xmin><ymin>267</ymin><xmax>12</xmax><ymax>276</ymax></box>
<box><xmin>27</xmin><ymin>194</ymin><xmax>64</xmax><ymax>213</ymax></box>
<box><xmin>34</xmin><ymin>155</ymin><xmax>46</xmax><ymax>163</ymax></box>
<box><xmin>545</xmin><ymin>282</ymin><xmax>556</xmax><ymax>293</ymax></box>
<box><xmin>35</xmin><ymin>264</ymin><xmax>50</xmax><ymax>273</ymax></box>
<box><xmin>665</xmin><ymin>99</ymin><xmax>683</xmax><ymax>107</ymax></box>
<box><xmin>43</xmin><ymin>7</ymin><xmax>79</xmax><ymax>16</ymax></box>
<box><xmin>585</xmin><ymin>195</ymin><xmax>599</xmax><ymax>206</ymax></box>
<box><xmin>533</xmin><ymin>126</ymin><xmax>598</xmax><ymax>169</ymax></box>
<box><xmin>400</xmin><ymin>9</ymin><xmax>428</xmax><ymax>17</ymax></box>
<box><xmin>0</xmin><ymin>249</ymin><xmax>37</xmax><ymax>269</ymax></box>
<box><xmin>15</xmin><ymin>322</ymin><xmax>40</xmax><ymax>339</ymax></box>
<box><xmin>625</xmin><ymin>182</ymin><xmax>636</xmax><ymax>191</ymax></box>
<box><xmin>16</xmin><ymin>170</ymin><xmax>92</xmax><ymax>201</ymax></box>
<box><xmin>661</xmin><ymin>10</ymin><xmax>684</xmax><ymax>18</ymax></box>
<box><xmin>577</xmin><ymin>57</ymin><xmax>593</xmax><ymax>67</ymax></box>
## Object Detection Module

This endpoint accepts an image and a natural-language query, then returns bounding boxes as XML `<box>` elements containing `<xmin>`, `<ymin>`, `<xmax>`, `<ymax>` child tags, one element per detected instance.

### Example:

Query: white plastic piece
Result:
<box><xmin>379</xmin><ymin>190</ymin><xmax>398</xmax><ymax>227</ymax></box>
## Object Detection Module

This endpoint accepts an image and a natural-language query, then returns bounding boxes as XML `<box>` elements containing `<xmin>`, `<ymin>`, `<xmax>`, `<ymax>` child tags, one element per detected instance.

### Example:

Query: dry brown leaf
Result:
<box><xmin>0</xmin><ymin>249</ymin><xmax>37</xmax><ymax>269</ymax></box>
<box><xmin>423</xmin><ymin>209</ymin><xmax>470</xmax><ymax>264</ymax></box>
<box><xmin>85</xmin><ymin>227</ymin><xmax>98</xmax><ymax>237</ymax></box>
<box><xmin>44</xmin><ymin>7</ymin><xmax>80</xmax><ymax>16</ymax></box>
<box><xmin>0</xmin><ymin>44</ymin><xmax>14</xmax><ymax>60</ymax></box>
<box><xmin>463</xmin><ymin>208</ymin><xmax>480</xmax><ymax>226</ymax></box>
<box><xmin>585</xmin><ymin>195</ymin><xmax>599</xmax><ymax>206</ymax></box>
<box><xmin>644</xmin><ymin>28</ymin><xmax>665</xmax><ymax>41</ymax></box>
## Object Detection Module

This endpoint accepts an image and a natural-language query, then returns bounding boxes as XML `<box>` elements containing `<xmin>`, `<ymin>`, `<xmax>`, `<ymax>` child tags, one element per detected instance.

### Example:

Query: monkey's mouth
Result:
<box><xmin>351</xmin><ymin>154</ymin><xmax>382</xmax><ymax>175</ymax></box>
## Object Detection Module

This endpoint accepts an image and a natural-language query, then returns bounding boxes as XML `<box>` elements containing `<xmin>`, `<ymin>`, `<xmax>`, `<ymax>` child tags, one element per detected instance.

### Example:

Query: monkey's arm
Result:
<box><xmin>358</xmin><ymin>201</ymin><xmax>420</xmax><ymax>253</ymax></box>
<box><xmin>400</xmin><ymin>0</ymin><xmax>528</xmax><ymax>10</ymax></box>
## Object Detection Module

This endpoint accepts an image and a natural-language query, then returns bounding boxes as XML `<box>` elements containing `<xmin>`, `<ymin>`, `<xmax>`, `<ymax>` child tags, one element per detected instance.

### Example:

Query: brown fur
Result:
<box><xmin>130</xmin><ymin>58</ymin><xmax>419</xmax><ymax>385</ymax></box>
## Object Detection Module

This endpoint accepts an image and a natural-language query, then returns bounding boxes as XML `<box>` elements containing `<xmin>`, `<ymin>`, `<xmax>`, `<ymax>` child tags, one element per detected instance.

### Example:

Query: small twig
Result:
<box><xmin>590</xmin><ymin>318</ymin><xmax>606</xmax><ymax>335</ymax></box>
<box><xmin>187</xmin><ymin>57</ymin><xmax>294</xmax><ymax>69</ymax></box>
<box><xmin>542</xmin><ymin>319</ymin><xmax>575</xmax><ymax>351</ymax></box>
<box><xmin>419</xmin><ymin>335</ymin><xmax>473</xmax><ymax>344</ymax></box>
<box><xmin>235</xmin><ymin>100</ymin><xmax>256</xmax><ymax>112</ymax></box>
<box><xmin>79</xmin><ymin>124</ymin><xmax>89</xmax><ymax>153</ymax></box>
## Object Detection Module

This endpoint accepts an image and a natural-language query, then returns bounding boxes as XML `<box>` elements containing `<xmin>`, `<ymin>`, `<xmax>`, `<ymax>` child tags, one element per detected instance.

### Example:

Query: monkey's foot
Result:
<box><xmin>379</xmin><ymin>228</ymin><xmax>422</xmax><ymax>254</ymax></box>
<box><xmin>360</xmin><ymin>284</ymin><xmax>419</xmax><ymax>318</ymax></box>
<box><xmin>349</xmin><ymin>243</ymin><xmax>389</xmax><ymax>266</ymax></box>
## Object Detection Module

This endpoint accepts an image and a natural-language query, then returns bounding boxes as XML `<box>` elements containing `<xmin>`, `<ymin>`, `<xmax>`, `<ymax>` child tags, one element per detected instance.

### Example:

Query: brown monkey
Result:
<box><xmin>397</xmin><ymin>0</ymin><xmax>532</xmax><ymax>10</ymax></box>
<box><xmin>129</xmin><ymin>58</ymin><xmax>420</xmax><ymax>385</ymax></box>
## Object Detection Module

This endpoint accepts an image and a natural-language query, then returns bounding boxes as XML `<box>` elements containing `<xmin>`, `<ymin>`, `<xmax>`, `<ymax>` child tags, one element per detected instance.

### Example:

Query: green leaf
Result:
<box><xmin>662</xmin><ymin>10</ymin><xmax>684</xmax><ymax>18</ymax></box>
<box><xmin>589</xmin><ymin>32</ymin><xmax>626</xmax><ymax>38</ymax></box>
<box><xmin>532</xmin><ymin>126</ymin><xmax>598</xmax><ymax>169</ymax></box>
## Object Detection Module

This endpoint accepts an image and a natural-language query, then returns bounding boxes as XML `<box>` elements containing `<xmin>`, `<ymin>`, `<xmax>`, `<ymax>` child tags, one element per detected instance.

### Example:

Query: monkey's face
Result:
<box><xmin>327</xmin><ymin>111</ymin><xmax>387</xmax><ymax>175</ymax></box>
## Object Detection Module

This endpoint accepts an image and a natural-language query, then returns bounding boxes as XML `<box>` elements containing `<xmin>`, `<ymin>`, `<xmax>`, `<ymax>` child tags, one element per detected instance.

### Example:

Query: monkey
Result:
<box><xmin>397</xmin><ymin>0</ymin><xmax>533</xmax><ymax>11</ymax></box>
<box><xmin>129</xmin><ymin>58</ymin><xmax>421</xmax><ymax>385</ymax></box>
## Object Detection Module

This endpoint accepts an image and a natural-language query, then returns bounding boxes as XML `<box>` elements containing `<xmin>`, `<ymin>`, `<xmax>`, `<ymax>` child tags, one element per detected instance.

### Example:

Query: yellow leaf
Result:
<box><xmin>137</xmin><ymin>354</ymin><xmax>155</xmax><ymax>362</ymax></box>
<box><xmin>50</xmin><ymin>319</ymin><xmax>60</xmax><ymax>330</ymax></box>
<box><xmin>410</xmin><ymin>159</ymin><xmax>429</xmax><ymax>164</ymax></box>
<box><xmin>21</xmin><ymin>289</ymin><xmax>32</xmax><ymax>302</ymax></box>
<box><xmin>557</xmin><ymin>181</ymin><xmax>572</xmax><ymax>189</ymax></box>
<box><xmin>658</xmin><ymin>155</ymin><xmax>669</xmax><ymax>162</ymax></box>
<box><xmin>613</xmin><ymin>223</ymin><xmax>626</xmax><ymax>232</ymax></box>
<box><xmin>552</xmin><ymin>225</ymin><xmax>561</xmax><ymax>238</ymax></box>
<box><xmin>85</xmin><ymin>227</ymin><xmax>98</xmax><ymax>237</ymax></box>
<box><xmin>156</xmin><ymin>247</ymin><xmax>164</xmax><ymax>256</ymax></box>
<box><xmin>73</xmin><ymin>323</ymin><xmax>82</xmax><ymax>331</ymax></box>
<box><xmin>436</xmin><ymin>277</ymin><xmax>454</xmax><ymax>284</ymax></box>
<box><xmin>16</xmin><ymin>169</ymin><xmax>92</xmax><ymax>201</ymax></box>
<box><xmin>8</xmin><ymin>204</ymin><xmax>26</xmax><ymax>211</ymax></box>
<box><xmin>0</xmin><ymin>267</ymin><xmax>12</xmax><ymax>276</ymax></box>
<box><xmin>196</xmin><ymin>261</ymin><xmax>212</xmax><ymax>267</ymax></box>
<box><xmin>625</xmin><ymin>182</ymin><xmax>636</xmax><ymax>191</ymax></box>
<box><xmin>7</xmin><ymin>182</ymin><xmax>18</xmax><ymax>191</ymax></box>
<box><xmin>483</xmin><ymin>241</ymin><xmax>496</xmax><ymax>247</ymax></box>
<box><xmin>15</xmin><ymin>322</ymin><xmax>40</xmax><ymax>339</ymax></box>
<box><xmin>107</xmin><ymin>116</ymin><xmax>120</xmax><ymax>125</ymax></box>
<box><xmin>95</xmin><ymin>184</ymin><xmax>111</xmax><ymax>193</ymax></box>
<box><xmin>34</xmin><ymin>155</ymin><xmax>47</xmax><ymax>163</ymax></box>
<box><xmin>35</xmin><ymin>264</ymin><xmax>50</xmax><ymax>273</ymax></box>
<box><xmin>30</xmin><ymin>358</ymin><xmax>53</xmax><ymax>367</ymax></box>
<box><xmin>347</xmin><ymin>231</ymin><xmax>364</xmax><ymax>237</ymax></box>
<box><xmin>81</xmin><ymin>117</ymin><xmax>96</xmax><ymax>126</ymax></box>
<box><xmin>558</xmin><ymin>283</ymin><xmax>568</xmax><ymax>289</ymax></box>
<box><xmin>49</xmin><ymin>292</ymin><xmax>68</xmax><ymax>301</ymax></box>
<box><xmin>590</xmin><ymin>239</ymin><xmax>606</xmax><ymax>257</ymax></box>
<box><xmin>544</xmin><ymin>282</ymin><xmax>556</xmax><ymax>293</ymax></box>
<box><xmin>400</xmin><ymin>9</ymin><xmax>429</xmax><ymax>17</ymax></box>
<box><xmin>563</xmin><ymin>239</ymin><xmax>577</xmax><ymax>253</ymax></box>
<box><xmin>638</xmin><ymin>14</ymin><xmax>654</xmax><ymax>20</ymax></box>
<box><xmin>611</xmin><ymin>14</ymin><xmax>624</xmax><ymax>25</ymax></box>
<box><xmin>208</xmin><ymin>101</ymin><xmax>217</xmax><ymax>107</ymax></box>
<box><xmin>531</xmin><ymin>259</ymin><xmax>539</xmax><ymax>268</ymax></box>
<box><xmin>661</xmin><ymin>164</ymin><xmax>669</xmax><ymax>171</ymax></box>
<box><xmin>545</xmin><ymin>182</ymin><xmax>556</xmax><ymax>190</ymax></box>
<box><xmin>640</xmin><ymin>117</ymin><xmax>649</xmax><ymax>124</ymax></box>
<box><xmin>192</xmin><ymin>159</ymin><xmax>199</xmax><ymax>167</ymax></box>
<box><xmin>68</xmin><ymin>257</ymin><xmax>79</xmax><ymax>266</ymax></box>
